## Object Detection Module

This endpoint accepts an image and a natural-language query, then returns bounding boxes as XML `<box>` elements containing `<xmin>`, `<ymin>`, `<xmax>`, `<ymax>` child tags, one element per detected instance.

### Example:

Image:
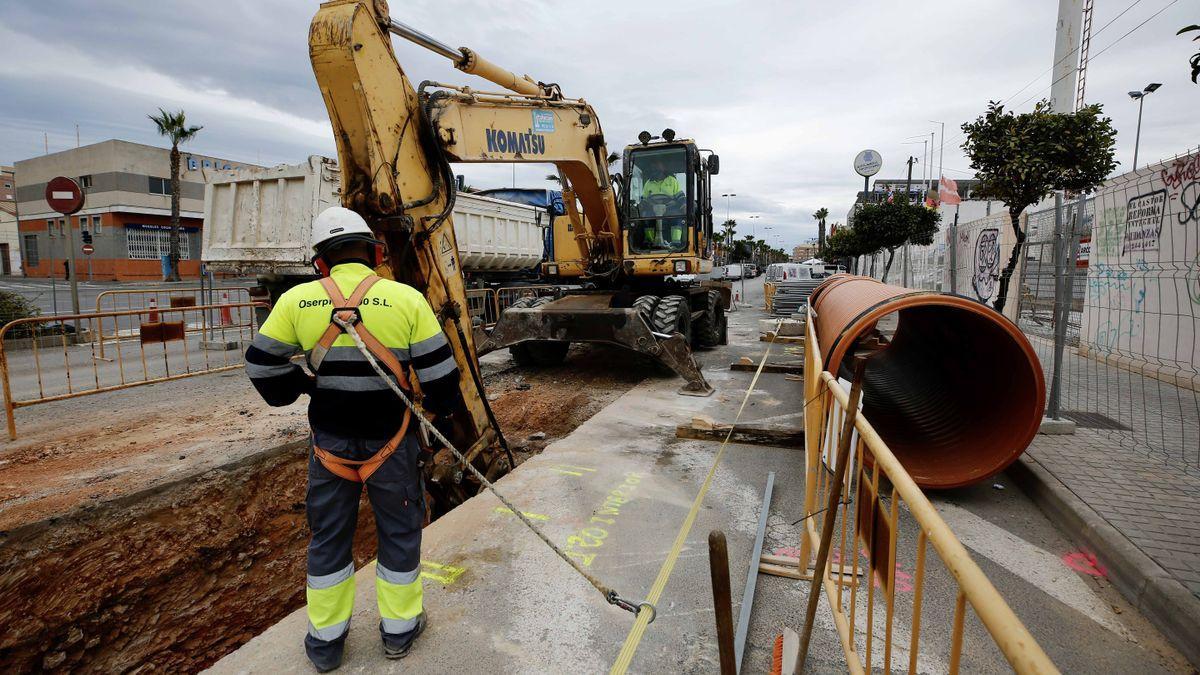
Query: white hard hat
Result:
<box><xmin>311</xmin><ymin>206</ymin><xmax>377</xmax><ymax>255</ymax></box>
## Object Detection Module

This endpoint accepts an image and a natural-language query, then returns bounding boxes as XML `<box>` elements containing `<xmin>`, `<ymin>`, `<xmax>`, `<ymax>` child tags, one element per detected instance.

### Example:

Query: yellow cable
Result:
<box><xmin>610</xmin><ymin>326</ymin><xmax>780</xmax><ymax>673</ymax></box>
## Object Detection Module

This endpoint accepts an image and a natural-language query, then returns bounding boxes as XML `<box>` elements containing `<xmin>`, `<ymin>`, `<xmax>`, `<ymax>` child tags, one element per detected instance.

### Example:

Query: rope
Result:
<box><xmin>609</xmin><ymin>323</ymin><xmax>781</xmax><ymax>673</ymax></box>
<box><xmin>331</xmin><ymin>316</ymin><xmax>647</xmax><ymax>615</ymax></box>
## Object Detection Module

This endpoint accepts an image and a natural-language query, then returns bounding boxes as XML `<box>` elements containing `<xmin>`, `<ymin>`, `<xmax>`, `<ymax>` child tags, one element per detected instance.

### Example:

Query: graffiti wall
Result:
<box><xmin>1080</xmin><ymin>149</ymin><xmax>1200</xmax><ymax>375</ymax></box>
<box><xmin>945</xmin><ymin>210</ymin><xmax>1025</xmax><ymax>322</ymax></box>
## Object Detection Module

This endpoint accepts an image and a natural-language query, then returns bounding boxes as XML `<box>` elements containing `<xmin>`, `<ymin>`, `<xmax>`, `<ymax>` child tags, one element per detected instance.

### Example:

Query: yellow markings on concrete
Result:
<box><xmin>419</xmin><ymin>560</ymin><xmax>466</xmax><ymax>585</ymax></box>
<box><xmin>494</xmin><ymin>507</ymin><xmax>550</xmax><ymax>521</ymax></box>
<box><xmin>549</xmin><ymin>464</ymin><xmax>597</xmax><ymax>477</ymax></box>
<box><xmin>562</xmin><ymin>472</ymin><xmax>642</xmax><ymax>568</ymax></box>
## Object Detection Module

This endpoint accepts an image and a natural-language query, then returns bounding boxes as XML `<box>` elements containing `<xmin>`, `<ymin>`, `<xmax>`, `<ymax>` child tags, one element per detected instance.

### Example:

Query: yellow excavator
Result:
<box><xmin>309</xmin><ymin>0</ymin><xmax>727</xmax><ymax>509</ymax></box>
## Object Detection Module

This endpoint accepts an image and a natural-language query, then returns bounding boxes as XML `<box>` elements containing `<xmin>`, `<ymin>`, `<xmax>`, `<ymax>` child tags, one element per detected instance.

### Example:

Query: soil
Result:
<box><xmin>0</xmin><ymin>344</ymin><xmax>646</xmax><ymax>673</ymax></box>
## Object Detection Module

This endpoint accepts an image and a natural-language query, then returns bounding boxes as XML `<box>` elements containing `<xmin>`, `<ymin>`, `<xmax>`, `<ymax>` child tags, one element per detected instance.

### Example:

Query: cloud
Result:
<box><xmin>2</xmin><ymin>0</ymin><xmax>1197</xmax><ymax>252</ymax></box>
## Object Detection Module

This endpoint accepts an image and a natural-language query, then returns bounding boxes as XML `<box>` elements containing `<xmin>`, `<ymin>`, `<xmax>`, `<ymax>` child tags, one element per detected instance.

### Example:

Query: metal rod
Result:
<box><xmin>797</xmin><ymin>358</ymin><xmax>867</xmax><ymax>673</ymax></box>
<box><xmin>734</xmin><ymin>472</ymin><xmax>775</xmax><ymax>670</ymax></box>
<box><xmin>1048</xmin><ymin>192</ymin><xmax>1066</xmax><ymax>419</ymax></box>
<box><xmin>708</xmin><ymin>530</ymin><xmax>737</xmax><ymax>675</ymax></box>
<box><xmin>386</xmin><ymin>18</ymin><xmax>461</xmax><ymax>61</ymax></box>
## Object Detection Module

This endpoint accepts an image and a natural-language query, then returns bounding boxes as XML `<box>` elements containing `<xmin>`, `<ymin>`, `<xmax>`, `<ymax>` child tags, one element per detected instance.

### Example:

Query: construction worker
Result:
<box><xmin>638</xmin><ymin>155</ymin><xmax>687</xmax><ymax>250</ymax></box>
<box><xmin>244</xmin><ymin>206</ymin><xmax>461</xmax><ymax>671</ymax></box>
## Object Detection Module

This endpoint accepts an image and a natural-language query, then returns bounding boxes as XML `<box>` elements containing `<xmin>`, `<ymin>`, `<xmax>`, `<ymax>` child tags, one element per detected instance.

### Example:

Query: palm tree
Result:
<box><xmin>812</xmin><ymin>207</ymin><xmax>829</xmax><ymax>255</ymax></box>
<box><xmin>149</xmin><ymin>108</ymin><xmax>202</xmax><ymax>281</ymax></box>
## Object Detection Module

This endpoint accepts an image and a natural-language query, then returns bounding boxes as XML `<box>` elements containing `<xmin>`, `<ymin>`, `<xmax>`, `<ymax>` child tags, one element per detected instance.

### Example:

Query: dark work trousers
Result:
<box><xmin>304</xmin><ymin>427</ymin><xmax>426</xmax><ymax>660</ymax></box>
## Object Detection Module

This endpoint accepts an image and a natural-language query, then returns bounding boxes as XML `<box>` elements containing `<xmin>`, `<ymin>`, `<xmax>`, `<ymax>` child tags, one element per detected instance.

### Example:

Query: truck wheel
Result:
<box><xmin>632</xmin><ymin>295</ymin><xmax>661</xmax><ymax>327</ymax></box>
<box><xmin>693</xmin><ymin>290</ymin><xmax>725</xmax><ymax>348</ymax></box>
<box><xmin>508</xmin><ymin>296</ymin><xmax>569</xmax><ymax>367</ymax></box>
<box><xmin>651</xmin><ymin>295</ymin><xmax>692</xmax><ymax>344</ymax></box>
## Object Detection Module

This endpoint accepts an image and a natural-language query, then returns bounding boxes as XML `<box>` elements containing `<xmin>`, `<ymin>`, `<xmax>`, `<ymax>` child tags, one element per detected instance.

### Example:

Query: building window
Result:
<box><xmin>148</xmin><ymin>177</ymin><xmax>170</xmax><ymax>195</ymax></box>
<box><xmin>127</xmin><ymin>227</ymin><xmax>191</xmax><ymax>260</ymax></box>
<box><xmin>92</xmin><ymin>215</ymin><xmax>102</xmax><ymax>234</ymax></box>
<box><xmin>22</xmin><ymin>235</ymin><xmax>38</xmax><ymax>267</ymax></box>
<box><xmin>59</xmin><ymin>219</ymin><xmax>66</xmax><ymax>238</ymax></box>
<box><xmin>47</xmin><ymin>219</ymin><xmax>56</xmax><ymax>237</ymax></box>
<box><xmin>78</xmin><ymin>174</ymin><xmax>93</xmax><ymax>189</ymax></box>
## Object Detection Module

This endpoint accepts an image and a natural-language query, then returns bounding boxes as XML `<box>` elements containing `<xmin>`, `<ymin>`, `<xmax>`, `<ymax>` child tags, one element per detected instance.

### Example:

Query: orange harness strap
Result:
<box><xmin>311</xmin><ymin>275</ymin><xmax>414</xmax><ymax>483</ymax></box>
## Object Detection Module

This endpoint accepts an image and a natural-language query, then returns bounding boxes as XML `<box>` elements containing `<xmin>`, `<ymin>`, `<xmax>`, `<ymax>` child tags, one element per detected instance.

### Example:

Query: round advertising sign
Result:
<box><xmin>853</xmin><ymin>149</ymin><xmax>882</xmax><ymax>177</ymax></box>
<box><xmin>45</xmin><ymin>176</ymin><xmax>85</xmax><ymax>215</ymax></box>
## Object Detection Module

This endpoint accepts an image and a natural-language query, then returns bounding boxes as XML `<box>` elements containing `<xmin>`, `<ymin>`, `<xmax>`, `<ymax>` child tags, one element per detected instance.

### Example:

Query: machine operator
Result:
<box><xmin>638</xmin><ymin>154</ymin><xmax>686</xmax><ymax>250</ymax></box>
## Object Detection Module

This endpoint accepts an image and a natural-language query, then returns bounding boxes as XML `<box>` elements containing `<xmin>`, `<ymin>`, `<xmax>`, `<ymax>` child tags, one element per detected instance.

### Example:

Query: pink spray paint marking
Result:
<box><xmin>1062</xmin><ymin>550</ymin><xmax>1108</xmax><ymax>577</ymax></box>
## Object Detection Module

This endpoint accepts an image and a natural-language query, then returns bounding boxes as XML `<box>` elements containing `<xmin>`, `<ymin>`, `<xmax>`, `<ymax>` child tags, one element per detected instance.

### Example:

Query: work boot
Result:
<box><xmin>304</xmin><ymin>634</ymin><xmax>346</xmax><ymax>673</ymax></box>
<box><xmin>381</xmin><ymin>613</ymin><xmax>428</xmax><ymax>659</ymax></box>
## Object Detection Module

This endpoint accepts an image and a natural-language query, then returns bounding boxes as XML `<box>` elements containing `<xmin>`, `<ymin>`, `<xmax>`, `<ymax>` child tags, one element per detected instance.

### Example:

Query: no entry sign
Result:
<box><xmin>45</xmin><ymin>176</ymin><xmax>85</xmax><ymax>215</ymax></box>
<box><xmin>82</xmin><ymin>243</ymin><xmax>95</xmax><ymax>255</ymax></box>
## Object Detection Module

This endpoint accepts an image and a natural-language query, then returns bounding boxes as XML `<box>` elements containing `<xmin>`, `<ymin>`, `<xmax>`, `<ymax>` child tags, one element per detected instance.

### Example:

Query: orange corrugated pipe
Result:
<box><xmin>810</xmin><ymin>275</ymin><xmax>1045</xmax><ymax>489</ymax></box>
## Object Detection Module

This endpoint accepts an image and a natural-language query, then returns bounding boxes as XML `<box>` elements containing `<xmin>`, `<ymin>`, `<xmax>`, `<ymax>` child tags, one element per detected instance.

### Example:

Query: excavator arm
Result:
<box><xmin>309</xmin><ymin>0</ymin><xmax>647</xmax><ymax>508</ymax></box>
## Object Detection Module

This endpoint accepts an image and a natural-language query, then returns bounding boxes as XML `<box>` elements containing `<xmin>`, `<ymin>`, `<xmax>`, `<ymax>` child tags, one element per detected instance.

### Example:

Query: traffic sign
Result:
<box><xmin>82</xmin><ymin>243</ymin><xmax>95</xmax><ymax>256</ymax></box>
<box><xmin>45</xmin><ymin>176</ymin><xmax>85</xmax><ymax>215</ymax></box>
<box><xmin>854</xmin><ymin>149</ymin><xmax>882</xmax><ymax>177</ymax></box>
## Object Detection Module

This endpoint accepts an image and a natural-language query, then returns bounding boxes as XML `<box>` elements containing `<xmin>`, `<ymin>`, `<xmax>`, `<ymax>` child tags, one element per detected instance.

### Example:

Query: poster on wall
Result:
<box><xmin>1120</xmin><ymin>189</ymin><xmax>1167</xmax><ymax>255</ymax></box>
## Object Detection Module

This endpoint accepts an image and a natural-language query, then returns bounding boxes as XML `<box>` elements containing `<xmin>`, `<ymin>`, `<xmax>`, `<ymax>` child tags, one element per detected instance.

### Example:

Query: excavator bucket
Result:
<box><xmin>475</xmin><ymin>294</ymin><xmax>714</xmax><ymax>396</ymax></box>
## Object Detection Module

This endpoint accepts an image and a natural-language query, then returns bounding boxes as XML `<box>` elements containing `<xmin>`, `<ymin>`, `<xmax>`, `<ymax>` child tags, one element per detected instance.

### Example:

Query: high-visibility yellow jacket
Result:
<box><xmin>245</xmin><ymin>262</ymin><xmax>460</xmax><ymax>438</ymax></box>
<box><xmin>643</xmin><ymin>175</ymin><xmax>682</xmax><ymax>197</ymax></box>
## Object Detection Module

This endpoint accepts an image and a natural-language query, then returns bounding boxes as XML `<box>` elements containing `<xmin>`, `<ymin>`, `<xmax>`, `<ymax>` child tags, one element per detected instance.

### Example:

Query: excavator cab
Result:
<box><xmin>621</xmin><ymin>132</ymin><xmax>718</xmax><ymax>277</ymax></box>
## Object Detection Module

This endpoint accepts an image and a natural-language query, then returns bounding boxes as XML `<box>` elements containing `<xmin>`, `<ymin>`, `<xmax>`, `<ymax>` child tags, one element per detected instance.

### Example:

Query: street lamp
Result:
<box><xmin>721</xmin><ymin>193</ymin><xmax>737</xmax><ymax>223</ymax></box>
<box><xmin>1128</xmin><ymin>82</ymin><xmax>1162</xmax><ymax>170</ymax></box>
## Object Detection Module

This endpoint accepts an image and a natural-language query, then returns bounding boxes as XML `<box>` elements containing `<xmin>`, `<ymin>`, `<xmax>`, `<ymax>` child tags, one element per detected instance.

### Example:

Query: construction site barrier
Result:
<box><xmin>465</xmin><ymin>288</ymin><xmax>499</xmax><ymax>329</ymax></box>
<box><xmin>0</xmin><ymin>302</ymin><xmax>266</xmax><ymax>440</ymax></box>
<box><xmin>781</xmin><ymin>308</ymin><xmax>1057</xmax><ymax>673</ymax></box>
<box><xmin>95</xmin><ymin>286</ymin><xmax>254</xmax><ymax>358</ymax></box>
<box><xmin>809</xmin><ymin>275</ymin><xmax>1045</xmax><ymax>488</ymax></box>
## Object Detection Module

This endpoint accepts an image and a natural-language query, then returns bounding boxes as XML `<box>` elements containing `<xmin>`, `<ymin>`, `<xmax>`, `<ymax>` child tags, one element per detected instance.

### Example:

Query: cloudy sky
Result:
<box><xmin>2</xmin><ymin>0</ymin><xmax>1196</xmax><ymax>249</ymax></box>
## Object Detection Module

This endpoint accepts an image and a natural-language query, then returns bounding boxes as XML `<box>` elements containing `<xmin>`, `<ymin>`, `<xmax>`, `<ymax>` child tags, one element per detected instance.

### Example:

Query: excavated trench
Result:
<box><xmin>0</xmin><ymin>346</ymin><xmax>643</xmax><ymax>673</ymax></box>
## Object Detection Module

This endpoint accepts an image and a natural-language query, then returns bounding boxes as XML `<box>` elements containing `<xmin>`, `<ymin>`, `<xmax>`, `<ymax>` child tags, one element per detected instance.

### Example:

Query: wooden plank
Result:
<box><xmin>761</xmin><ymin>334</ymin><xmax>805</xmax><ymax>344</ymax></box>
<box><xmin>730</xmin><ymin>362</ymin><xmax>803</xmax><ymax>374</ymax></box>
<box><xmin>675</xmin><ymin>424</ymin><xmax>804</xmax><ymax>448</ymax></box>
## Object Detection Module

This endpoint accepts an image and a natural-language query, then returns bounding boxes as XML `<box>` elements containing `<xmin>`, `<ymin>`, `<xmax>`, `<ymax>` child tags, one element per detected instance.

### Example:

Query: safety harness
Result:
<box><xmin>309</xmin><ymin>275</ymin><xmax>413</xmax><ymax>483</ymax></box>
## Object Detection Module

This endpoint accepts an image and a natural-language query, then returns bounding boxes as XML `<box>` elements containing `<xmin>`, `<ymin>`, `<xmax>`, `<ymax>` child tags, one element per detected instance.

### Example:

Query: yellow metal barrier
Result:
<box><xmin>0</xmin><ymin>302</ymin><xmax>265</xmax><ymax>440</ymax></box>
<box><xmin>775</xmin><ymin>308</ymin><xmax>1058</xmax><ymax>674</ymax></box>
<box><xmin>94</xmin><ymin>286</ymin><xmax>253</xmax><ymax>357</ymax></box>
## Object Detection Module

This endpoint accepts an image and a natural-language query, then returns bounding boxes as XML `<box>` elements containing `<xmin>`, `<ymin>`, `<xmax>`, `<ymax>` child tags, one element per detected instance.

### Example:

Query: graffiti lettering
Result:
<box><xmin>972</xmin><ymin>228</ymin><xmax>999</xmax><ymax>302</ymax></box>
<box><xmin>1160</xmin><ymin>152</ymin><xmax>1200</xmax><ymax>191</ymax></box>
<box><xmin>1178</xmin><ymin>181</ymin><xmax>1200</xmax><ymax>226</ymax></box>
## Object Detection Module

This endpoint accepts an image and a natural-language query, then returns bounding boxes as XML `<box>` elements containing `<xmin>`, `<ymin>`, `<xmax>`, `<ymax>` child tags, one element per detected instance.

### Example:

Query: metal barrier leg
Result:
<box><xmin>797</xmin><ymin>359</ymin><xmax>866</xmax><ymax>674</ymax></box>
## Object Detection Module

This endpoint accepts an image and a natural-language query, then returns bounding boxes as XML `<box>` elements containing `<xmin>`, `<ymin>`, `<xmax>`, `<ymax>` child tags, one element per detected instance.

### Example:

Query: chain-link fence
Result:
<box><xmin>853</xmin><ymin>149</ymin><xmax>1200</xmax><ymax>473</ymax></box>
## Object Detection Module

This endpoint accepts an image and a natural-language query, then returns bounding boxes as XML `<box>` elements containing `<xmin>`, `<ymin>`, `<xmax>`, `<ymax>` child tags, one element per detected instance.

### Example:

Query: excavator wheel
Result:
<box><xmin>693</xmin><ymin>289</ymin><xmax>725</xmax><ymax>348</ymax></box>
<box><xmin>651</xmin><ymin>295</ymin><xmax>692</xmax><ymax>344</ymax></box>
<box><xmin>632</xmin><ymin>295</ymin><xmax>661</xmax><ymax>328</ymax></box>
<box><xmin>508</xmin><ymin>296</ymin><xmax>570</xmax><ymax>367</ymax></box>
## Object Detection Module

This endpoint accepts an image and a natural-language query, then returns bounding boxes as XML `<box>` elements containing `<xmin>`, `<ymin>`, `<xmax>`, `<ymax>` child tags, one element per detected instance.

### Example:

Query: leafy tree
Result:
<box><xmin>961</xmin><ymin>100</ymin><xmax>1116</xmax><ymax>311</ymax></box>
<box><xmin>812</xmin><ymin>207</ymin><xmax>829</xmax><ymax>254</ymax></box>
<box><xmin>148</xmin><ymin>108</ymin><xmax>202</xmax><ymax>282</ymax></box>
<box><xmin>1180</xmin><ymin>24</ymin><xmax>1200</xmax><ymax>83</ymax></box>
<box><xmin>852</xmin><ymin>200</ymin><xmax>941</xmax><ymax>283</ymax></box>
<box><xmin>822</xmin><ymin>225</ymin><xmax>866</xmax><ymax>269</ymax></box>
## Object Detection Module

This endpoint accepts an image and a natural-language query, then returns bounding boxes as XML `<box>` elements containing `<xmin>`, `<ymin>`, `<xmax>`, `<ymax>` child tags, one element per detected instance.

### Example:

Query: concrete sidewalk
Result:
<box><xmin>1013</xmin><ymin>432</ymin><xmax>1200</xmax><ymax>668</ymax></box>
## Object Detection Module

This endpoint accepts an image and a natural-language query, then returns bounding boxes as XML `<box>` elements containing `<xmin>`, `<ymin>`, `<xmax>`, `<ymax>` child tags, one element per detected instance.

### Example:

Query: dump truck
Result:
<box><xmin>202</xmin><ymin>156</ymin><xmax>550</xmax><ymax>295</ymax></box>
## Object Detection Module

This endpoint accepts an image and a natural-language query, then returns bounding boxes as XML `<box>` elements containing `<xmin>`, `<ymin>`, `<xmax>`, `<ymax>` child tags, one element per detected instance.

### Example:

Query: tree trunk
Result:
<box><xmin>992</xmin><ymin>208</ymin><xmax>1025</xmax><ymax>314</ymax></box>
<box><xmin>166</xmin><ymin>144</ymin><xmax>182</xmax><ymax>282</ymax></box>
<box><xmin>818</xmin><ymin>219</ymin><xmax>826</xmax><ymax>254</ymax></box>
<box><xmin>881</xmin><ymin>248</ymin><xmax>895</xmax><ymax>283</ymax></box>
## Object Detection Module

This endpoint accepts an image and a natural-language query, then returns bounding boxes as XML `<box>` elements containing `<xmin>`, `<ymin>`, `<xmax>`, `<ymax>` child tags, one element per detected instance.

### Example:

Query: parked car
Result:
<box><xmin>745</xmin><ymin>264</ymin><xmax>758</xmax><ymax>277</ymax></box>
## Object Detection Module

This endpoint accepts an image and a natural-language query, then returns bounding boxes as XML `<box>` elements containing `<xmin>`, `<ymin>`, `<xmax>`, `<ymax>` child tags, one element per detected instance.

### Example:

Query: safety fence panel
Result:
<box><xmin>465</xmin><ymin>288</ymin><xmax>499</xmax><ymax>329</ymax></box>
<box><xmin>95</xmin><ymin>286</ymin><xmax>253</xmax><ymax>358</ymax></box>
<box><xmin>0</xmin><ymin>302</ymin><xmax>265</xmax><ymax>440</ymax></box>
<box><xmin>793</xmin><ymin>312</ymin><xmax>1057</xmax><ymax>674</ymax></box>
<box><xmin>495</xmin><ymin>285</ymin><xmax>560</xmax><ymax>313</ymax></box>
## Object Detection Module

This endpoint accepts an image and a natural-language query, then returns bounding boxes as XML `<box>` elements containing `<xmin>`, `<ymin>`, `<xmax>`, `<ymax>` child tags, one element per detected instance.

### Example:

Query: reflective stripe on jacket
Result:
<box><xmin>245</xmin><ymin>262</ymin><xmax>460</xmax><ymax>438</ymax></box>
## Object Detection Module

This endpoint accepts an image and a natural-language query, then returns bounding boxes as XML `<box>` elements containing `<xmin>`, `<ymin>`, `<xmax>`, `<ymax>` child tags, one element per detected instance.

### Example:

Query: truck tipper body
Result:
<box><xmin>201</xmin><ymin>156</ymin><xmax>547</xmax><ymax>288</ymax></box>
